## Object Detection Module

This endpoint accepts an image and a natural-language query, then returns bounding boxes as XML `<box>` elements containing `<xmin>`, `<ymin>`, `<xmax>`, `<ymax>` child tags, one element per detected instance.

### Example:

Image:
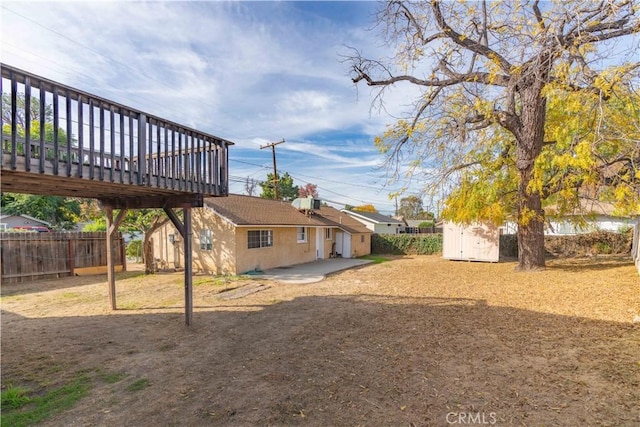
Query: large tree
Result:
<box><xmin>83</xmin><ymin>208</ymin><xmax>168</xmax><ymax>274</ymax></box>
<box><xmin>349</xmin><ymin>0</ymin><xmax>640</xmax><ymax>270</ymax></box>
<box><xmin>259</xmin><ymin>172</ymin><xmax>299</xmax><ymax>200</ymax></box>
<box><xmin>2</xmin><ymin>92</ymin><xmax>53</xmax><ymax>128</ymax></box>
<box><xmin>398</xmin><ymin>195</ymin><xmax>434</xmax><ymax>220</ymax></box>
<box><xmin>1</xmin><ymin>193</ymin><xmax>81</xmax><ymax>230</ymax></box>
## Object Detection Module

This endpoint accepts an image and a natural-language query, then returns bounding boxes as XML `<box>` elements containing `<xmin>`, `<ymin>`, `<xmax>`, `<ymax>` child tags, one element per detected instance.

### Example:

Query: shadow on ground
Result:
<box><xmin>2</xmin><ymin>293</ymin><xmax>639</xmax><ymax>426</ymax></box>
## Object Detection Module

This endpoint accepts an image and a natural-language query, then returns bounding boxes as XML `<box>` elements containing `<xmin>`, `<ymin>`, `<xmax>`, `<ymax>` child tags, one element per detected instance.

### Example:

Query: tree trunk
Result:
<box><xmin>143</xmin><ymin>236</ymin><xmax>155</xmax><ymax>274</ymax></box>
<box><xmin>515</xmin><ymin>83</ymin><xmax>547</xmax><ymax>271</ymax></box>
<box><xmin>516</xmin><ymin>166</ymin><xmax>546</xmax><ymax>270</ymax></box>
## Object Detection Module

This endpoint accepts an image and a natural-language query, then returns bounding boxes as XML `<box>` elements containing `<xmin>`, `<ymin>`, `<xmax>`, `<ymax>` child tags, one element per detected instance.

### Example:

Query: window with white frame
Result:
<box><xmin>199</xmin><ymin>229</ymin><xmax>213</xmax><ymax>250</ymax></box>
<box><xmin>248</xmin><ymin>230</ymin><xmax>273</xmax><ymax>249</ymax></box>
<box><xmin>297</xmin><ymin>227</ymin><xmax>307</xmax><ymax>243</ymax></box>
<box><xmin>325</xmin><ymin>228</ymin><xmax>332</xmax><ymax>240</ymax></box>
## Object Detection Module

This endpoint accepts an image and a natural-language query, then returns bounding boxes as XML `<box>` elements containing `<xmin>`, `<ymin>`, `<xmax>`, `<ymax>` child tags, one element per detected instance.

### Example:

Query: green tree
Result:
<box><xmin>1</xmin><ymin>194</ymin><xmax>81</xmax><ymax>230</ymax></box>
<box><xmin>348</xmin><ymin>0</ymin><xmax>640</xmax><ymax>270</ymax></box>
<box><xmin>82</xmin><ymin>209</ymin><xmax>168</xmax><ymax>274</ymax></box>
<box><xmin>2</xmin><ymin>92</ymin><xmax>53</xmax><ymax>128</ymax></box>
<box><xmin>259</xmin><ymin>172</ymin><xmax>299</xmax><ymax>200</ymax></box>
<box><xmin>3</xmin><ymin>92</ymin><xmax>72</xmax><ymax>160</ymax></box>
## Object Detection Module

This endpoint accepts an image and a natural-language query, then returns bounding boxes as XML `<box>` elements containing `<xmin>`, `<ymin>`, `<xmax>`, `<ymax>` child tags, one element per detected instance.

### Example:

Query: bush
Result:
<box><xmin>502</xmin><ymin>230</ymin><xmax>633</xmax><ymax>258</ymax></box>
<box><xmin>372</xmin><ymin>234</ymin><xmax>442</xmax><ymax>255</ymax></box>
<box><xmin>126</xmin><ymin>240</ymin><xmax>143</xmax><ymax>259</ymax></box>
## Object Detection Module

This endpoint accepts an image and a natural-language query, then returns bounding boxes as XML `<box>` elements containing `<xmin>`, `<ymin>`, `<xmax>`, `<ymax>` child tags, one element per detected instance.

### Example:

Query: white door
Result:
<box><xmin>342</xmin><ymin>233</ymin><xmax>352</xmax><ymax>258</ymax></box>
<box><xmin>316</xmin><ymin>228</ymin><xmax>324</xmax><ymax>259</ymax></box>
<box><xmin>335</xmin><ymin>231</ymin><xmax>344</xmax><ymax>257</ymax></box>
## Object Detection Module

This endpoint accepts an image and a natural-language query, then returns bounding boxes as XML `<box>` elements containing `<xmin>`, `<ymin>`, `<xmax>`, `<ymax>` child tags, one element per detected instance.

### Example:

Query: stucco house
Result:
<box><xmin>151</xmin><ymin>195</ymin><xmax>372</xmax><ymax>275</ymax></box>
<box><xmin>341</xmin><ymin>210</ymin><xmax>404</xmax><ymax>235</ymax></box>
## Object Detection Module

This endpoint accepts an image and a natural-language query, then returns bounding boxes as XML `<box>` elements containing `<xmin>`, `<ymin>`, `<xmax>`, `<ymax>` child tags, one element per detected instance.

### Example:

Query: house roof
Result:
<box><xmin>0</xmin><ymin>214</ymin><xmax>51</xmax><ymax>226</ymax></box>
<box><xmin>204</xmin><ymin>195</ymin><xmax>327</xmax><ymax>226</ymax></box>
<box><xmin>314</xmin><ymin>206</ymin><xmax>371</xmax><ymax>234</ymax></box>
<box><xmin>203</xmin><ymin>195</ymin><xmax>371</xmax><ymax>234</ymax></box>
<box><xmin>342</xmin><ymin>210</ymin><xmax>404</xmax><ymax>224</ymax></box>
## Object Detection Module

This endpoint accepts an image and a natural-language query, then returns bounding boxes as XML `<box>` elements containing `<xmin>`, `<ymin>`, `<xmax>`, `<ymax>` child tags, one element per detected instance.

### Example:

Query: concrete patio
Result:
<box><xmin>258</xmin><ymin>258</ymin><xmax>373</xmax><ymax>284</ymax></box>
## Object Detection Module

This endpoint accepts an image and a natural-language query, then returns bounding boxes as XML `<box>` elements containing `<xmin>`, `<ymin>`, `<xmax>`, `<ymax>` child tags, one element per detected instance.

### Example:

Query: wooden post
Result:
<box><xmin>120</xmin><ymin>234</ymin><xmax>127</xmax><ymax>272</ymax></box>
<box><xmin>182</xmin><ymin>206</ymin><xmax>193</xmax><ymax>326</ymax></box>
<box><xmin>106</xmin><ymin>208</ymin><xmax>127</xmax><ymax>310</ymax></box>
<box><xmin>106</xmin><ymin>208</ymin><xmax>116</xmax><ymax>310</ymax></box>
<box><xmin>183</xmin><ymin>206</ymin><xmax>193</xmax><ymax>326</ymax></box>
<box><xmin>68</xmin><ymin>238</ymin><xmax>75</xmax><ymax>276</ymax></box>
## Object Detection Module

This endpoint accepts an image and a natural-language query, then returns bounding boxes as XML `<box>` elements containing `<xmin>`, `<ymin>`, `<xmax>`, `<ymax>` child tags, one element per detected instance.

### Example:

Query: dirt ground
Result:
<box><xmin>2</xmin><ymin>256</ymin><xmax>639</xmax><ymax>426</ymax></box>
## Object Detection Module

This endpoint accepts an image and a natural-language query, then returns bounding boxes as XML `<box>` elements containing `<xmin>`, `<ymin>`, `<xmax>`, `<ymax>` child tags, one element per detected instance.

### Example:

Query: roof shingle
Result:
<box><xmin>204</xmin><ymin>195</ymin><xmax>371</xmax><ymax>234</ymax></box>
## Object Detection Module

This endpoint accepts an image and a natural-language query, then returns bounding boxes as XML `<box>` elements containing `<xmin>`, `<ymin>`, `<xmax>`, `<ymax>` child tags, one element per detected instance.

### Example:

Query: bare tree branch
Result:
<box><xmin>430</xmin><ymin>0</ymin><xmax>513</xmax><ymax>73</ymax></box>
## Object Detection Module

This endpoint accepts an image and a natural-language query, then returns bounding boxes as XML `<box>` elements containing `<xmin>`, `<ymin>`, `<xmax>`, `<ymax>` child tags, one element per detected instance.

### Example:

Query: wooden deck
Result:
<box><xmin>1</xmin><ymin>63</ymin><xmax>234</xmax><ymax>324</ymax></box>
<box><xmin>1</xmin><ymin>63</ymin><xmax>232</xmax><ymax>208</ymax></box>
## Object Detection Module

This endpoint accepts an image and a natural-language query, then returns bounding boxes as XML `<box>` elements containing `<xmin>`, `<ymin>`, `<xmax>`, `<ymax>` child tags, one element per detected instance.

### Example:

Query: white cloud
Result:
<box><xmin>1</xmin><ymin>0</ymin><xmax>425</xmax><ymax>212</ymax></box>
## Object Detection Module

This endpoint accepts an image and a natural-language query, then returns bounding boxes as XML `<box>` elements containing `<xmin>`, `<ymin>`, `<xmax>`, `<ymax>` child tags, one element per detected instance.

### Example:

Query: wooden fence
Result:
<box><xmin>0</xmin><ymin>232</ymin><xmax>126</xmax><ymax>284</ymax></box>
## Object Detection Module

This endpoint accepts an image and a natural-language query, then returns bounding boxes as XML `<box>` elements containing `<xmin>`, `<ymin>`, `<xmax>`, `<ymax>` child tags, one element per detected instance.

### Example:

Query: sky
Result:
<box><xmin>1</xmin><ymin>0</ymin><xmax>425</xmax><ymax>215</ymax></box>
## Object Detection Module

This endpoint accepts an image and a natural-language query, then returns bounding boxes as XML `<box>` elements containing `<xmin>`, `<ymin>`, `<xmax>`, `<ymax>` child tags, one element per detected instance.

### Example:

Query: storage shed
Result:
<box><xmin>442</xmin><ymin>221</ymin><xmax>500</xmax><ymax>262</ymax></box>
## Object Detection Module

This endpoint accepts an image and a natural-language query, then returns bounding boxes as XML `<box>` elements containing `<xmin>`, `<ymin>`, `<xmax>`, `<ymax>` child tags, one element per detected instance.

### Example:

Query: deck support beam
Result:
<box><xmin>105</xmin><ymin>207</ymin><xmax>128</xmax><ymax>310</ymax></box>
<box><xmin>164</xmin><ymin>206</ymin><xmax>193</xmax><ymax>326</ymax></box>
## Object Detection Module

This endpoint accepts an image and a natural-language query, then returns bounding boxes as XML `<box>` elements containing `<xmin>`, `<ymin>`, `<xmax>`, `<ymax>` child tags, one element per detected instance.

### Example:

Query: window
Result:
<box><xmin>248</xmin><ymin>230</ymin><xmax>273</xmax><ymax>249</ymax></box>
<box><xmin>325</xmin><ymin>228</ymin><xmax>332</xmax><ymax>240</ymax></box>
<box><xmin>361</xmin><ymin>235</ymin><xmax>365</xmax><ymax>243</ymax></box>
<box><xmin>297</xmin><ymin>227</ymin><xmax>307</xmax><ymax>243</ymax></box>
<box><xmin>199</xmin><ymin>229</ymin><xmax>213</xmax><ymax>251</ymax></box>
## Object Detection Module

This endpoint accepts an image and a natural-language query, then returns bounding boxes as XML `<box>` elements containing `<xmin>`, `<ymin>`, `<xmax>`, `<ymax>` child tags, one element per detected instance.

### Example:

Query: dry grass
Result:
<box><xmin>2</xmin><ymin>256</ymin><xmax>639</xmax><ymax>426</ymax></box>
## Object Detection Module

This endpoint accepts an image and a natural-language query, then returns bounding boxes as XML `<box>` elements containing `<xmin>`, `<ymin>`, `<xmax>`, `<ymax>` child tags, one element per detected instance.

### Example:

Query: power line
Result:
<box><xmin>229</xmin><ymin>158</ymin><xmax>399</xmax><ymax>193</ymax></box>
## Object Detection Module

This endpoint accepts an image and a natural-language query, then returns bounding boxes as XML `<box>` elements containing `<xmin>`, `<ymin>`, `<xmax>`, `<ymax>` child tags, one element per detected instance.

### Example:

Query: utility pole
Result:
<box><xmin>260</xmin><ymin>139</ymin><xmax>285</xmax><ymax>200</ymax></box>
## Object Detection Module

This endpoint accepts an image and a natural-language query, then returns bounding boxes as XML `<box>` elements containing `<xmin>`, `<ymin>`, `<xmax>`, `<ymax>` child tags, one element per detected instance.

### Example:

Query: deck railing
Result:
<box><xmin>1</xmin><ymin>64</ymin><xmax>232</xmax><ymax>196</ymax></box>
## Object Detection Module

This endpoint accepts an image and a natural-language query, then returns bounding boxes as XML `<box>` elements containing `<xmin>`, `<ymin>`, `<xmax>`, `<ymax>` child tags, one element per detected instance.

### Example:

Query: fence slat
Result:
<box><xmin>1</xmin><ymin>232</ymin><xmax>125</xmax><ymax>284</ymax></box>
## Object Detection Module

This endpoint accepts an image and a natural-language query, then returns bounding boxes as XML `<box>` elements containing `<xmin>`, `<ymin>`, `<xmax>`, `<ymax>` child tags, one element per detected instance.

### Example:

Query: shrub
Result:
<box><xmin>372</xmin><ymin>234</ymin><xmax>442</xmax><ymax>255</ymax></box>
<box><xmin>126</xmin><ymin>240</ymin><xmax>143</xmax><ymax>259</ymax></box>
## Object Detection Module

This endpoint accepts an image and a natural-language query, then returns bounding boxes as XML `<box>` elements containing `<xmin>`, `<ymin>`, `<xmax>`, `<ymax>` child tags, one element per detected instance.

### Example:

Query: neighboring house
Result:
<box><xmin>544</xmin><ymin>199</ymin><xmax>636</xmax><ymax>235</ymax></box>
<box><xmin>341</xmin><ymin>210</ymin><xmax>404</xmax><ymax>235</ymax></box>
<box><xmin>151</xmin><ymin>194</ymin><xmax>371</xmax><ymax>275</ymax></box>
<box><xmin>499</xmin><ymin>200</ymin><xmax>637</xmax><ymax>236</ymax></box>
<box><xmin>0</xmin><ymin>214</ymin><xmax>51</xmax><ymax>231</ymax></box>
